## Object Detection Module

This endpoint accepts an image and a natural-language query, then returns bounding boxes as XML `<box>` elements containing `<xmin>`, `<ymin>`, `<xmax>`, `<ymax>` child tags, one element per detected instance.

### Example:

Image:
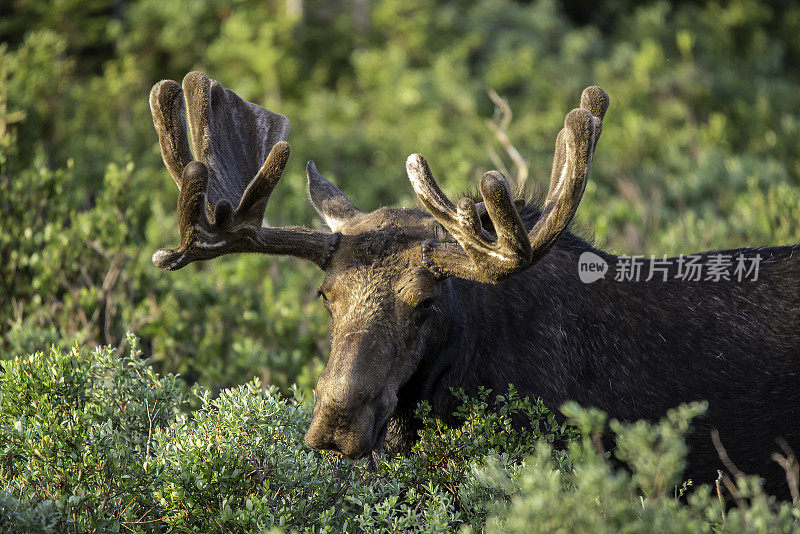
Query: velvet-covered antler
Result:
<box><xmin>406</xmin><ymin>86</ymin><xmax>609</xmax><ymax>284</ymax></box>
<box><xmin>150</xmin><ymin>72</ymin><xmax>337</xmax><ymax>270</ymax></box>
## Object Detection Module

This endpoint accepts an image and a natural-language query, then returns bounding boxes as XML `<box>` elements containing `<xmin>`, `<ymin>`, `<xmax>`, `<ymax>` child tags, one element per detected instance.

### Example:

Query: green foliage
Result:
<box><xmin>0</xmin><ymin>336</ymin><xmax>188</xmax><ymax>532</ymax></box>
<box><xmin>483</xmin><ymin>403</ymin><xmax>800</xmax><ymax>534</ymax></box>
<box><xmin>0</xmin><ymin>341</ymin><xmax>573</xmax><ymax>532</ymax></box>
<box><xmin>2</xmin><ymin>343</ymin><xmax>798</xmax><ymax>532</ymax></box>
<box><xmin>3</xmin><ymin>0</ymin><xmax>800</xmax><ymax>392</ymax></box>
<box><xmin>357</xmin><ymin>386</ymin><xmax>576</xmax><ymax>531</ymax></box>
<box><xmin>149</xmin><ymin>383</ymin><xmax>573</xmax><ymax>532</ymax></box>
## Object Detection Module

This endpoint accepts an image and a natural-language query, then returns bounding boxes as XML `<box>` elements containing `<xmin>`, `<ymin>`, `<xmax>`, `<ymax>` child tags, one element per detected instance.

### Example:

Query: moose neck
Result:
<box><xmin>428</xmin><ymin>234</ymin><xmax>609</xmax><ymax>420</ymax></box>
<box><xmin>430</xmin><ymin>236</ymin><xmax>800</xmax><ymax>424</ymax></box>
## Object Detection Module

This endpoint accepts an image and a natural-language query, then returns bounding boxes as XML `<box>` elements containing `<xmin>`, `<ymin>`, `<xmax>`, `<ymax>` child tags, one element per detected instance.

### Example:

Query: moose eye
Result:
<box><xmin>412</xmin><ymin>298</ymin><xmax>435</xmax><ymax>325</ymax></box>
<box><xmin>316</xmin><ymin>290</ymin><xmax>332</xmax><ymax>311</ymax></box>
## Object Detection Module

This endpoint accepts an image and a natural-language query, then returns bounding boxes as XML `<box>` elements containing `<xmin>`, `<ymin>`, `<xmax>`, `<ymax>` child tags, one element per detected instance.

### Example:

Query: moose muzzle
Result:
<box><xmin>304</xmin><ymin>399</ymin><xmax>382</xmax><ymax>459</ymax></box>
<box><xmin>304</xmin><ymin>329</ymin><xmax>397</xmax><ymax>459</ymax></box>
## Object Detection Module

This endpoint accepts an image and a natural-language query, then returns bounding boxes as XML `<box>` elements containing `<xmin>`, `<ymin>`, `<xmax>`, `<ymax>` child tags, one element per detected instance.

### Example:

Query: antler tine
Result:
<box><xmin>480</xmin><ymin>171</ymin><xmax>531</xmax><ymax>262</ymax></box>
<box><xmin>406</xmin><ymin>155</ymin><xmax>531</xmax><ymax>283</ymax></box>
<box><xmin>236</xmin><ymin>140</ymin><xmax>290</xmax><ymax>222</ymax></box>
<box><xmin>533</xmin><ymin>88</ymin><xmax>608</xmax><ymax>262</ymax></box>
<box><xmin>151</xmin><ymin>72</ymin><xmax>335</xmax><ymax>271</ymax></box>
<box><xmin>581</xmin><ymin>85</ymin><xmax>609</xmax><ymax>153</ymax></box>
<box><xmin>533</xmin><ymin>107</ymin><xmax>595</xmax><ymax>258</ymax></box>
<box><xmin>545</xmin><ymin>86</ymin><xmax>608</xmax><ymax>206</ymax></box>
<box><xmin>406</xmin><ymin>154</ymin><xmax>459</xmax><ymax>226</ymax></box>
<box><xmin>408</xmin><ymin>86</ymin><xmax>608</xmax><ymax>284</ymax></box>
<box><xmin>150</xmin><ymin>80</ymin><xmax>193</xmax><ymax>187</ymax></box>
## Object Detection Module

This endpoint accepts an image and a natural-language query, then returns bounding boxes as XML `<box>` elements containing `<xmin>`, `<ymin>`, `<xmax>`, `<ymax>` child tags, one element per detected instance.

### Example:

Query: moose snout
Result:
<box><xmin>304</xmin><ymin>367</ymin><xmax>396</xmax><ymax>459</ymax></box>
<box><xmin>304</xmin><ymin>403</ymin><xmax>378</xmax><ymax>459</ymax></box>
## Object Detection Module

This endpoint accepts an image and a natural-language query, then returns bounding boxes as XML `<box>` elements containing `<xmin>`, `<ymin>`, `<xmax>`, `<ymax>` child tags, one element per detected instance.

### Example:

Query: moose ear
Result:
<box><xmin>307</xmin><ymin>161</ymin><xmax>361</xmax><ymax>232</ymax></box>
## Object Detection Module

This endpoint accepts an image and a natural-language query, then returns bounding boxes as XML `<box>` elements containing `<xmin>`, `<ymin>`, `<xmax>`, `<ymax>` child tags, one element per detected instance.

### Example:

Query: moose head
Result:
<box><xmin>150</xmin><ymin>71</ymin><xmax>607</xmax><ymax>459</ymax></box>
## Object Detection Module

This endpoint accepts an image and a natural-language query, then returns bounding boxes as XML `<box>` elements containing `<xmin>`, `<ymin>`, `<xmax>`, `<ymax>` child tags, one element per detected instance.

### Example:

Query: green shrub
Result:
<box><xmin>3</xmin><ymin>0</ymin><xmax>800</xmax><ymax>392</ymax></box>
<box><xmin>0</xmin><ymin>336</ymin><xmax>188</xmax><ymax>532</ymax></box>
<box><xmin>2</xmin><ymin>341</ymin><xmax>798</xmax><ymax>532</ymax></box>
<box><xmin>483</xmin><ymin>402</ymin><xmax>800</xmax><ymax>533</ymax></box>
<box><xmin>0</xmin><ymin>340</ymin><xmax>573</xmax><ymax>532</ymax></box>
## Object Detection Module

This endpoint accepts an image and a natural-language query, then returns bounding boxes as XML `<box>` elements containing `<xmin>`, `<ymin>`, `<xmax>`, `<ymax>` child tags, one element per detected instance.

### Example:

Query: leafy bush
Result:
<box><xmin>2</xmin><ymin>342</ymin><xmax>798</xmax><ymax>532</ymax></box>
<box><xmin>0</xmin><ymin>341</ymin><xmax>573</xmax><ymax>532</ymax></box>
<box><xmin>3</xmin><ymin>0</ymin><xmax>800</xmax><ymax>391</ymax></box>
<box><xmin>484</xmin><ymin>402</ymin><xmax>800</xmax><ymax>533</ymax></box>
<box><xmin>0</xmin><ymin>336</ymin><xmax>188</xmax><ymax>532</ymax></box>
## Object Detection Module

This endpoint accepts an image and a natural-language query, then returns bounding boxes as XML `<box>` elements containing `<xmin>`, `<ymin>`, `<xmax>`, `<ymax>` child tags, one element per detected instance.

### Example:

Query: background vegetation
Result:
<box><xmin>2</xmin><ymin>0</ymin><xmax>800</xmax><ymax>530</ymax></box>
<box><xmin>2</xmin><ymin>0</ymin><xmax>800</xmax><ymax>390</ymax></box>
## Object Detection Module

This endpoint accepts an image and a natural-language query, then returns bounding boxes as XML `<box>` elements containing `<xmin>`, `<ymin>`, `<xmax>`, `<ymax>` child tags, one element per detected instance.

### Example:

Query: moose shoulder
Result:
<box><xmin>150</xmin><ymin>71</ymin><xmax>800</xmax><ymax>498</ymax></box>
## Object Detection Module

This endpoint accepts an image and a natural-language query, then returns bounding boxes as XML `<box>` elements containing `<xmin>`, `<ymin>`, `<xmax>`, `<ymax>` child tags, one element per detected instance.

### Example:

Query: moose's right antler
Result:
<box><xmin>150</xmin><ymin>72</ymin><xmax>336</xmax><ymax>270</ymax></box>
<box><xmin>407</xmin><ymin>86</ymin><xmax>609</xmax><ymax>284</ymax></box>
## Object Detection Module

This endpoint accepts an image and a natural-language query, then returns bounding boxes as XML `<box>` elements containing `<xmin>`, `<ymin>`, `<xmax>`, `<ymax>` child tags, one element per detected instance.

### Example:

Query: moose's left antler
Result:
<box><xmin>406</xmin><ymin>86</ymin><xmax>609</xmax><ymax>284</ymax></box>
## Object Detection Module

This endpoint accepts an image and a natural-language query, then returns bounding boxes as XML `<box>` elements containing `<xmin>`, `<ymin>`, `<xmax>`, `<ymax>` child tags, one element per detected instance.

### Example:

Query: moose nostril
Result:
<box><xmin>304</xmin><ymin>426</ymin><xmax>372</xmax><ymax>459</ymax></box>
<box><xmin>304</xmin><ymin>421</ymin><xmax>334</xmax><ymax>452</ymax></box>
<box><xmin>305</xmin><ymin>404</ymin><xmax>379</xmax><ymax>459</ymax></box>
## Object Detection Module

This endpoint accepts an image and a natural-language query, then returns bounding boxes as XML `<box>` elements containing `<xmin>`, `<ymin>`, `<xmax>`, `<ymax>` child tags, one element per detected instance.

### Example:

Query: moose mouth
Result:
<box><xmin>304</xmin><ymin>397</ymin><xmax>396</xmax><ymax>460</ymax></box>
<box><xmin>367</xmin><ymin>418</ymin><xmax>390</xmax><ymax>458</ymax></box>
<box><xmin>349</xmin><ymin>406</ymin><xmax>391</xmax><ymax>461</ymax></box>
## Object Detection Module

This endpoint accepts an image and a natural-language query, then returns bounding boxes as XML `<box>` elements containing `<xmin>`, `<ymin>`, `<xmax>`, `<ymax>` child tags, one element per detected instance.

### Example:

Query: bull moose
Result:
<box><xmin>149</xmin><ymin>71</ymin><xmax>799</xmax><ymax>498</ymax></box>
